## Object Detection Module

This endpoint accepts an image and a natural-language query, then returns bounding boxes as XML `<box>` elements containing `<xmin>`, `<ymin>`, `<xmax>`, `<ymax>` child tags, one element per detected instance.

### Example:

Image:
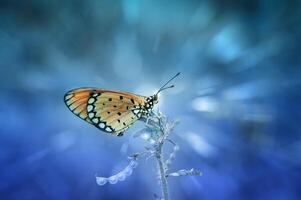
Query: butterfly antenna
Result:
<box><xmin>156</xmin><ymin>72</ymin><xmax>180</xmax><ymax>94</ymax></box>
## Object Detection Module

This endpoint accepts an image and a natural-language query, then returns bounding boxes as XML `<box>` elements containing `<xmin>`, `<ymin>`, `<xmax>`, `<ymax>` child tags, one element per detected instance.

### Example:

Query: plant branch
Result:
<box><xmin>156</xmin><ymin>141</ymin><xmax>169</xmax><ymax>200</ymax></box>
<box><xmin>95</xmin><ymin>110</ymin><xmax>202</xmax><ymax>200</ymax></box>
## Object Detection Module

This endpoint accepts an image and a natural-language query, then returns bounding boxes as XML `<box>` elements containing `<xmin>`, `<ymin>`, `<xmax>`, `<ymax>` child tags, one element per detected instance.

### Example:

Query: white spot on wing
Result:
<box><xmin>92</xmin><ymin>118</ymin><xmax>99</xmax><ymax>123</ymax></box>
<box><xmin>105</xmin><ymin>127</ymin><xmax>112</xmax><ymax>132</ymax></box>
<box><xmin>99</xmin><ymin>123</ymin><xmax>105</xmax><ymax>128</ymax></box>
<box><xmin>88</xmin><ymin>98</ymin><xmax>95</xmax><ymax>104</ymax></box>
<box><xmin>88</xmin><ymin>112</ymin><xmax>95</xmax><ymax>118</ymax></box>
<box><xmin>87</xmin><ymin>105</ymin><xmax>93</xmax><ymax>112</ymax></box>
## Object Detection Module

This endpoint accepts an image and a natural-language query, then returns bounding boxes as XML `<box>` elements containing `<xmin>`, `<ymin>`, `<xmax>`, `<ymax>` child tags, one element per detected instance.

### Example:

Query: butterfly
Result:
<box><xmin>64</xmin><ymin>73</ymin><xmax>180</xmax><ymax>137</ymax></box>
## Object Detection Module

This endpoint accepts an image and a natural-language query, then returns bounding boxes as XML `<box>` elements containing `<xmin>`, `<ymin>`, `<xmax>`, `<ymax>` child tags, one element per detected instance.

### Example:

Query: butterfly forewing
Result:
<box><xmin>65</xmin><ymin>88</ymin><xmax>147</xmax><ymax>136</ymax></box>
<box><xmin>64</xmin><ymin>88</ymin><xmax>93</xmax><ymax>124</ymax></box>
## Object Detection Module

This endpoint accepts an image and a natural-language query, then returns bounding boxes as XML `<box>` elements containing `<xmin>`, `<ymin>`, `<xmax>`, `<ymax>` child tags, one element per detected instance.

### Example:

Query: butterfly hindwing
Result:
<box><xmin>86</xmin><ymin>90</ymin><xmax>146</xmax><ymax>136</ymax></box>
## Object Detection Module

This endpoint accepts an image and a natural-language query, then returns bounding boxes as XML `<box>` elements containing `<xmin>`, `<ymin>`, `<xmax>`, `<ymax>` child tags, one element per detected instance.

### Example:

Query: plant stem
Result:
<box><xmin>156</xmin><ymin>142</ymin><xmax>169</xmax><ymax>200</ymax></box>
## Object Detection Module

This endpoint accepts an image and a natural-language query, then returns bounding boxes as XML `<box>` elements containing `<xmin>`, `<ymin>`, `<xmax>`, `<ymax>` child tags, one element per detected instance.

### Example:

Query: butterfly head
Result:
<box><xmin>145</xmin><ymin>94</ymin><xmax>159</xmax><ymax>110</ymax></box>
<box><xmin>145</xmin><ymin>72</ymin><xmax>180</xmax><ymax>110</ymax></box>
<box><xmin>152</xmin><ymin>94</ymin><xmax>159</xmax><ymax>105</ymax></box>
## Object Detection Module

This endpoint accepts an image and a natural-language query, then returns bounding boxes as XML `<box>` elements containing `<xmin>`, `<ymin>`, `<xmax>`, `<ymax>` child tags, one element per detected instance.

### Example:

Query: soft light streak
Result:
<box><xmin>184</xmin><ymin>132</ymin><xmax>215</xmax><ymax>157</ymax></box>
<box><xmin>192</xmin><ymin>97</ymin><xmax>218</xmax><ymax>112</ymax></box>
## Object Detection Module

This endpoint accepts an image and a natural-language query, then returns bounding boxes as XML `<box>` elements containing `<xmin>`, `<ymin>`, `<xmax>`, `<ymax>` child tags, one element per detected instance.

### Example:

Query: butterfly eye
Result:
<box><xmin>153</xmin><ymin>95</ymin><xmax>159</xmax><ymax>103</ymax></box>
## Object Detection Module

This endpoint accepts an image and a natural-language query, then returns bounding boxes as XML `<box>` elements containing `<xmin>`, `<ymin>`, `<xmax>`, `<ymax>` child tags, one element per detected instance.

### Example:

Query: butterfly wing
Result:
<box><xmin>64</xmin><ymin>88</ymin><xmax>146</xmax><ymax>136</ymax></box>
<box><xmin>64</xmin><ymin>88</ymin><xmax>94</xmax><ymax>124</ymax></box>
<box><xmin>87</xmin><ymin>90</ymin><xmax>146</xmax><ymax>136</ymax></box>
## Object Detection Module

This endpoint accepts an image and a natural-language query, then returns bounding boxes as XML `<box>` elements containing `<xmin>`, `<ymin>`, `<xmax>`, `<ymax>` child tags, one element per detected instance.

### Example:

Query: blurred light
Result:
<box><xmin>192</xmin><ymin>97</ymin><xmax>218</xmax><ymax>112</ymax></box>
<box><xmin>222</xmin><ymin>81</ymin><xmax>263</xmax><ymax>100</ymax></box>
<box><xmin>120</xmin><ymin>142</ymin><xmax>129</xmax><ymax>155</ymax></box>
<box><xmin>196</xmin><ymin>87</ymin><xmax>216</xmax><ymax>97</ymax></box>
<box><xmin>122</xmin><ymin>0</ymin><xmax>140</xmax><ymax>24</ymax></box>
<box><xmin>209</xmin><ymin>23</ymin><xmax>244</xmax><ymax>62</ymax></box>
<box><xmin>141</xmin><ymin>133</ymin><xmax>150</xmax><ymax>140</ymax></box>
<box><xmin>184</xmin><ymin>132</ymin><xmax>215</xmax><ymax>157</ymax></box>
<box><xmin>50</xmin><ymin>130</ymin><xmax>76</xmax><ymax>152</ymax></box>
<box><xmin>23</xmin><ymin>70</ymin><xmax>54</xmax><ymax>90</ymax></box>
<box><xmin>149</xmin><ymin>139</ymin><xmax>156</xmax><ymax>145</ymax></box>
<box><xmin>196</xmin><ymin>75</ymin><xmax>220</xmax><ymax>96</ymax></box>
<box><xmin>134</xmin><ymin>84</ymin><xmax>157</xmax><ymax>96</ymax></box>
<box><xmin>242</xmin><ymin>113</ymin><xmax>273</xmax><ymax>123</ymax></box>
<box><xmin>189</xmin><ymin>2</ymin><xmax>214</xmax><ymax>29</ymax></box>
<box><xmin>113</xmin><ymin>33</ymin><xmax>142</xmax><ymax>80</ymax></box>
<box><xmin>26</xmin><ymin>149</ymin><xmax>49</xmax><ymax>163</ymax></box>
<box><xmin>232</xmin><ymin>36</ymin><xmax>285</xmax><ymax>72</ymax></box>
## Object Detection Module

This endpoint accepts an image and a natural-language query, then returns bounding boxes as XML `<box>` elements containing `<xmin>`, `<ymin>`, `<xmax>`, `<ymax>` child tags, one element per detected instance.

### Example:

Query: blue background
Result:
<box><xmin>0</xmin><ymin>0</ymin><xmax>301</xmax><ymax>199</ymax></box>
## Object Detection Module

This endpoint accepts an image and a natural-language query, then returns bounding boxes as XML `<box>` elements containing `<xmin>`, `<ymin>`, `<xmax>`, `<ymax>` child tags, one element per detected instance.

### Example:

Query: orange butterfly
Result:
<box><xmin>64</xmin><ymin>73</ymin><xmax>180</xmax><ymax>136</ymax></box>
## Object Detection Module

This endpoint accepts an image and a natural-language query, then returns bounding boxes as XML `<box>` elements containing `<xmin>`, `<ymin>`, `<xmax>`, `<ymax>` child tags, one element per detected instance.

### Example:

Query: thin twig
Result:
<box><xmin>156</xmin><ymin>141</ymin><xmax>169</xmax><ymax>200</ymax></box>
<box><xmin>96</xmin><ymin>110</ymin><xmax>202</xmax><ymax>200</ymax></box>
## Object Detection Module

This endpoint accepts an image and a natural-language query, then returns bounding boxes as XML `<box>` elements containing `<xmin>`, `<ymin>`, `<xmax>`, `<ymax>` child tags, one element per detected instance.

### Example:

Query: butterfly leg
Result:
<box><xmin>145</xmin><ymin>116</ymin><xmax>157</xmax><ymax>130</ymax></box>
<box><xmin>117</xmin><ymin>132</ymin><xmax>124</xmax><ymax>137</ymax></box>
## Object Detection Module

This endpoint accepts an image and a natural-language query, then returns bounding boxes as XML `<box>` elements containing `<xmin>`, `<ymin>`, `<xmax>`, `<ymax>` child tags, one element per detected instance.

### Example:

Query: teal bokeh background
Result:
<box><xmin>0</xmin><ymin>0</ymin><xmax>300</xmax><ymax>199</ymax></box>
